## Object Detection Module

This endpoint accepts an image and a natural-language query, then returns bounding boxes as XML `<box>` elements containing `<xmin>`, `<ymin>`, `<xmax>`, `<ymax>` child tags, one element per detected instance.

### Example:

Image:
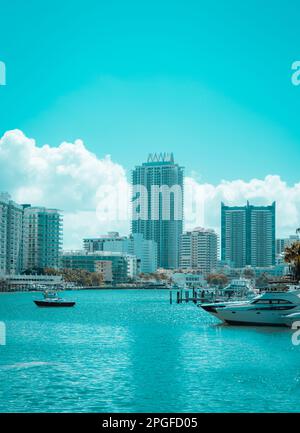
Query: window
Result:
<box><xmin>252</xmin><ymin>299</ymin><xmax>271</xmax><ymax>304</ymax></box>
<box><xmin>252</xmin><ymin>298</ymin><xmax>293</xmax><ymax>305</ymax></box>
<box><xmin>270</xmin><ymin>299</ymin><xmax>293</xmax><ymax>304</ymax></box>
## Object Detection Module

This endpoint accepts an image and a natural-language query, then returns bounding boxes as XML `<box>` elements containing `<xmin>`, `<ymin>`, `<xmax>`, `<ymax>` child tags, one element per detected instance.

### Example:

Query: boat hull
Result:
<box><xmin>34</xmin><ymin>300</ymin><xmax>75</xmax><ymax>307</ymax></box>
<box><xmin>215</xmin><ymin>308</ymin><xmax>292</xmax><ymax>326</ymax></box>
<box><xmin>224</xmin><ymin>319</ymin><xmax>287</xmax><ymax>327</ymax></box>
<box><xmin>201</xmin><ymin>288</ymin><xmax>300</xmax><ymax>327</ymax></box>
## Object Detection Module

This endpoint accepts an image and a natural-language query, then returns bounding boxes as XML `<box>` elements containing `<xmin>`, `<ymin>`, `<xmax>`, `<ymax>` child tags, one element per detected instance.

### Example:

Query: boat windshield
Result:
<box><xmin>44</xmin><ymin>291</ymin><xmax>58</xmax><ymax>299</ymax></box>
<box><xmin>252</xmin><ymin>299</ymin><xmax>293</xmax><ymax>305</ymax></box>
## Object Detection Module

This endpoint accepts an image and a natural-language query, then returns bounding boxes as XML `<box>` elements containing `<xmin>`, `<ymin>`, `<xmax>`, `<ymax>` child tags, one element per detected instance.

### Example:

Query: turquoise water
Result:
<box><xmin>0</xmin><ymin>289</ymin><xmax>300</xmax><ymax>413</ymax></box>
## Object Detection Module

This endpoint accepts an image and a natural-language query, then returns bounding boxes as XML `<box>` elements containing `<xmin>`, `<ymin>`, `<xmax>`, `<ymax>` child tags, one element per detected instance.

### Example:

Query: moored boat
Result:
<box><xmin>201</xmin><ymin>286</ymin><xmax>300</xmax><ymax>326</ymax></box>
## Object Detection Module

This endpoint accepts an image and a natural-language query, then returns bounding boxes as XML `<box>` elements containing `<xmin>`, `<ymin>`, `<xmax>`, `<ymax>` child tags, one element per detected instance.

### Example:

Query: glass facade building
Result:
<box><xmin>132</xmin><ymin>153</ymin><xmax>183</xmax><ymax>269</ymax></box>
<box><xmin>221</xmin><ymin>201</ymin><xmax>276</xmax><ymax>268</ymax></box>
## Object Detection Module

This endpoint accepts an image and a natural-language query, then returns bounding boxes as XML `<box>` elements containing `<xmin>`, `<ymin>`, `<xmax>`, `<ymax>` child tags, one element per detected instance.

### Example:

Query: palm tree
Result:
<box><xmin>0</xmin><ymin>278</ymin><xmax>8</xmax><ymax>292</ymax></box>
<box><xmin>284</xmin><ymin>241</ymin><xmax>300</xmax><ymax>281</ymax></box>
<box><xmin>243</xmin><ymin>268</ymin><xmax>255</xmax><ymax>279</ymax></box>
<box><xmin>206</xmin><ymin>273</ymin><xmax>229</xmax><ymax>288</ymax></box>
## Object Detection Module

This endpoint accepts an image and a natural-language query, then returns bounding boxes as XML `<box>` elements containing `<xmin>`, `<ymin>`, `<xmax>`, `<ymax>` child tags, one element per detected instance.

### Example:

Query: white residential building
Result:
<box><xmin>95</xmin><ymin>260</ymin><xmax>113</xmax><ymax>283</ymax></box>
<box><xmin>180</xmin><ymin>227</ymin><xmax>218</xmax><ymax>276</ymax></box>
<box><xmin>172</xmin><ymin>272</ymin><xmax>205</xmax><ymax>288</ymax></box>
<box><xmin>125</xmin><ymin>254</ymin><xmax>138</xmax><ymax>279</ymax></box>
<box><xmin>22</xmin><ymin>205</ymin><xmax>63</xmax><ymax>270</ymax></box>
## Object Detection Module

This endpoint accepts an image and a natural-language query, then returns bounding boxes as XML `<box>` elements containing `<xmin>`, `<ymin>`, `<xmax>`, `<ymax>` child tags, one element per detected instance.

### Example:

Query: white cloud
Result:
<box><xmin>0</xmin><ymin>130</ymin><xmax>130</xmax><ymax>248</ymax></box>
<box><xmin>0</xmin><ymin>130</ymin><xmax>299</xmax><ymax>249</ymax></box>
<box><xmin>184</xmin><ymin>176</ymin><xmax>300</xmax><ymax>237</ymax></box>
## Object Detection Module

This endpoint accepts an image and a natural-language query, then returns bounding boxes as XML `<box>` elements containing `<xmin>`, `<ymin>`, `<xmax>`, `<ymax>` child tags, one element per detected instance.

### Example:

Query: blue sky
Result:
<box><xmin>0</xmin><ymin>0</ymin><xmax>300</xmax><ymax>184</ymax></box>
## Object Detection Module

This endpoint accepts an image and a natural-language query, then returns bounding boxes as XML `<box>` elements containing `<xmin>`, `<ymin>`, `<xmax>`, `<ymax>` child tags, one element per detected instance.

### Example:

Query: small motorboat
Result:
<box><xmin>34</xmin><ymin>289</ymin><xmax>75</xmax><ymax>308</ymax></box>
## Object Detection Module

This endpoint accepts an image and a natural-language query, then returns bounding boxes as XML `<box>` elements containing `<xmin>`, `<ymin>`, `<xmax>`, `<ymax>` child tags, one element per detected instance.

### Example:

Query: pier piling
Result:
<box><xmin>172</xmin><ymin>289</ymin><xmax>200</xmax><ymax>305</ymax></box>
<box><xmin>185</xmin><ymin>290</ymin><xmax>189</xmax><ymax>303</ymax></box>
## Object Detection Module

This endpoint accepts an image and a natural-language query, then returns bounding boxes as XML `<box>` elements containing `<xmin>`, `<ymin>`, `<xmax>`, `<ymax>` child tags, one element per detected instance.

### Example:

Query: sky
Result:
<box><xmin>0</xmin><ymin>0</ymin><xmax>300</xmax><ymax>247</ymax></box>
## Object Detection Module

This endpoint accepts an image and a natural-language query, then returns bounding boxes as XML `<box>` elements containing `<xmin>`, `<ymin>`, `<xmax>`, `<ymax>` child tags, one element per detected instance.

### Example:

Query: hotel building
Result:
<box><xmin>180</xmin><ymin>227</ymin><xmax>218</xmax><ymax>275</ymax></box>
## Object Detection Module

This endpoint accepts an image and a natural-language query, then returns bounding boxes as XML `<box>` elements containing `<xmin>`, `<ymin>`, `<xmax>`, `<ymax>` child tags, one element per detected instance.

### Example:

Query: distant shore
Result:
<box><xmin>0</xmin><ymin>284</ymin><xmax>171</xmax><ymax>293</ymax></box>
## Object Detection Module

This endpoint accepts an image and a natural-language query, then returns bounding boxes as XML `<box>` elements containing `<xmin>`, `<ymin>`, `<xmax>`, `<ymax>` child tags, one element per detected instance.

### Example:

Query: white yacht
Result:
<box><xmin>200</xmin><ymin>287</ymin><xmax>300</xmax><ymax>327</ymax></box>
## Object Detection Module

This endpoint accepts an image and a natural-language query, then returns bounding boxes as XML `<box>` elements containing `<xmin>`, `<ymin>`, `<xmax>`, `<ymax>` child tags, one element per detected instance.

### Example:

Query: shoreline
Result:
<box><xmin>0</xmin><ymin>286</ymin><xmax>171</xmax><ymax>293</ymax></box>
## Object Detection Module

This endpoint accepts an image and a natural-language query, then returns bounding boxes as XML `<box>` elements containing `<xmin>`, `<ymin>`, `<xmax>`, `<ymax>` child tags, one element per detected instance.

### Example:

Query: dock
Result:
<box><xmin>169</xmin><ymin>288</ymin><xmax>218</xmax><ymax>305</ymax></box>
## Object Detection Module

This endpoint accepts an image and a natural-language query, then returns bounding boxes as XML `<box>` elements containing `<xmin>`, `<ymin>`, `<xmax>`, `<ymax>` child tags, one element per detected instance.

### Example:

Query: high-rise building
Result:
<box><xmin>221</xmin><ymin>203</ymin><xmax>247</xmax><ymax>268</ymax></box>
<box><xmin>132</xmin><ymin>153</ymin><xmax>184</xmax><ymax>269</ymax></box>
<box><xmin>0</xmin><ymin>193</ymin><xmax>23</xmax><ymax>275</ymax></box>
<box><xmin>276</xmin><ymin>235</ymin><xmax>299</xmax><ymax>256</ymax></box>
<box><xmin>221</xmin><ymin>201</ymin><xmax>276</xmax><ymax>268</ymax></box>
<box><xmin>7</xmin><ymin>200</ymin><xmax>23</xmax><ymax>274</ymax></box>
<box><xmin>276</xmin><ymin>239</ymin><xmax>285</xmax><ymax>256</ymax></box>
<box><xmin>180</xmin><ymin>227</ymin><xmax>218</xmax><ymax>275</ymax></box>
<box><xmin>22</xmin><ymin>206</ymin><xmax>63</xmax><ymax>271</ymax></box>
<box><xmin>127</xmin><ymin>233</ymin><xmax>157</xmax><ymax>274</ymax></box>
<box><xmin>0</xmin><ymin>193</ymin><xmax>63</xmax><ymax>275</ymax></box>
<box><xmin>0</xmin><ymin>194</ymin><xmax>9</xmax><ymax>275</ymax></box>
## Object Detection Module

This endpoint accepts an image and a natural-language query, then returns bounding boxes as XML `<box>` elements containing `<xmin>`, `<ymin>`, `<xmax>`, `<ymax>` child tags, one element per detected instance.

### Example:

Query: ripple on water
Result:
<box><xmin>0</xmin><ymin>290</ymin><xmax>300</xmax><ymax>412</ymax></box>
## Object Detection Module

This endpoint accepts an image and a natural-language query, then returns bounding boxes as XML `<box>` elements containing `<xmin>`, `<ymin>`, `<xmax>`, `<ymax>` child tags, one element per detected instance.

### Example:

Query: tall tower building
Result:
<box><xmin>221</xmin><ymin>203</ymin><xmax>247</xmax><ymax>268</ymax></box>
<box><xmin>249</xmin><ymin>202</ymin><xmax>276</xmax><ymax>267</ymax></box>
<box><xmin>22</xmin><ymin>206</ymin><xmax>63</xmax><ymax>271</ymax></box>
<box><xmin>180</xmin><ymin>227</ymin><xmax>218</xmax><ymax>275</ymax></box>
<box><xmin>7</xmin><ymin>200</ymin><xmax>23</xmax><ymax>274</ymax></box>
<box><xmin>0</xmin><ymin>194</ymin><xmax>9</xmax><ymax>275</ymax></box>
<box><xmin>0</xmin><ymin>193</ymin><xmax>23</xmax><ymax>275</ymax></box>
<box><xmin>221</xmin><ymin>201</ymin><xmax>275</xmax><ymax>268</ymax></box>
<box><xmin>132</xmin><ymin>153</ymin><xmax>184</xmax><ymax>269</ymax></box>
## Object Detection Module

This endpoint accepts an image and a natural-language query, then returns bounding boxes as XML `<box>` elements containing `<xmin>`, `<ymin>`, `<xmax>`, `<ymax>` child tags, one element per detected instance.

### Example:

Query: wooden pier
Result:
<box><xmin>169</xmin><ymin>288</ymin><xmax>217</xmax><ymax>305</ymax></box>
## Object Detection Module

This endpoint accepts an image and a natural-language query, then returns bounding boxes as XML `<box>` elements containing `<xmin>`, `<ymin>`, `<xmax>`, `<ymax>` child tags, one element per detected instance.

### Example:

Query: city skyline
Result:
<box><xmin>0</xmin><ymin>132</ymin><xmax>299</xmax><ymax>249</ymax></box>
<box><xmin>2</xmin><ymin>186</ymin><xmax>291</xmax><ymax>276</ymax></box>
